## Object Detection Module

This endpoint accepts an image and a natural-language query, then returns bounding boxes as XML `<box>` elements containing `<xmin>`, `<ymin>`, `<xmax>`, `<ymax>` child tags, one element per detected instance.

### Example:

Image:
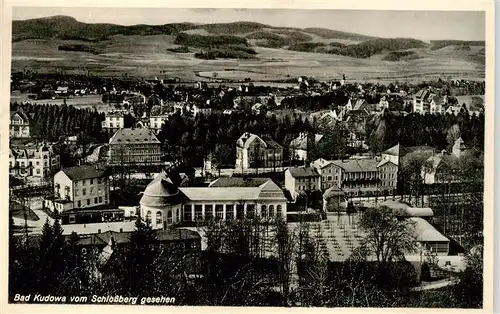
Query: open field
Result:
<box><xmin>11</xmin><ymin>35</ymin><xmax>485</xmax><ymax>83</ymax></box>
<box><xmin>10</xmin><ymin>91</ymin><xmax>112</xmax><ymax>112</ymax></box>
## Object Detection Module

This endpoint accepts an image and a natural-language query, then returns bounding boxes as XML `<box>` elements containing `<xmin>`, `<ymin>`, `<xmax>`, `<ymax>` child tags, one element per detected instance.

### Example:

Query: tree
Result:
<box><xmin>453</xmin><ymin>245</ymin><xmax>483</xmax><ymax>308</ymax></box>
<box><xmin>358</xmin><ymin>206</ymin><xmax>417</xmax><ymax>264</ymax></box>
<box><xmin>127</xmin><ymin>217</ymin><xmax>158</xmax><ymax>295</ymax></box>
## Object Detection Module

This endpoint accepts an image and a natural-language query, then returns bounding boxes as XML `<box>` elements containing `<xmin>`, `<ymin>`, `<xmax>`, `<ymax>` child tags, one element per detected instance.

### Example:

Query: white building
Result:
<box><xmin>284</xmin><ymin>167</ymin><xmax>321</xmax><ymax>200</ymax></box>
<box><xmin>10</xmin><ymin>110</ymin><xmax>31</xmax><ymax>138</ymax></box>
<box><xmin>9</xmin><ymin>142</ymin><xmax>60</xmax><ymax>181</ymax></box>
<box><xmin>289</xmin><ymin>133</ymin><xmax>324</xmax><ymax>162</ymax></box>
<box><xmin>139</xmin><ymin>174</ymin><xmax>288</xmax><ymax>230</ymax></box>
<box><xmin>52</xmin><ymin>165</ymin><xmax>110</xmax><ymax>211</ymax></box>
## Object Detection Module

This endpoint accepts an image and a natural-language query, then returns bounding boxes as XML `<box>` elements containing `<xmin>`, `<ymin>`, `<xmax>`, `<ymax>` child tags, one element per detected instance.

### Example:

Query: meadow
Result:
<box><xmin>11</xmin><ymin>34</ymin><xmax>485</xmax><ymax>83</ymax></box>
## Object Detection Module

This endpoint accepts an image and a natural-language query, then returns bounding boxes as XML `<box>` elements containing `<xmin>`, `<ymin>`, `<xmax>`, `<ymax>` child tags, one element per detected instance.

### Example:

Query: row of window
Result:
<box><xmin>74</xmin><ymin>186</ymin><xmax>104</xmax><ymax>197</ymax></box>
<box><xmin>297</xmin><ymin>185</ymin><xmax>316</xmax><ymax>190</ymax></box>
<box><xmin>76</xmin><ymin>195</ymin><xmax>107</xmax><ymax>208</ymax></box>
<box><xmin>75</xmin><ymin>178</ymin><xmax>104</xmax><ymax>187</ymax></box>
<box><xmin>182</xmin><ymin>204</ymin><xmax>283</xmax><ymax>221</ymax></box>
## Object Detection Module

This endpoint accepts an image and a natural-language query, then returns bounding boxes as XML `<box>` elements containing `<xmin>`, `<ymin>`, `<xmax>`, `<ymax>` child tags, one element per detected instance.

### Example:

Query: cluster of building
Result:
<box><xmin>413</xmin><ymin>88</ymin><xmax>484</xmax><ymax>116</ymax></box>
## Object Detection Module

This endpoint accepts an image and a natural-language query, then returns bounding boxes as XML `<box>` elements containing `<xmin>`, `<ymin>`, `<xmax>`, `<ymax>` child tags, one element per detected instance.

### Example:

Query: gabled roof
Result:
<box><xmin>330</xmin><ymin>159</ymin><xmax>379</xmax><ymax>172</ymax></box>
<box><xmin>10</xmin><ymin>110</ymin><xmax>30</xmax><ymax>123</ymax></box>
<box><xmin>109</xmin><ymin>128</ymin><xmax>161</xmax><ymax>145</ymax></box>
<box><xmin>311</xmin><ymin>158</ymin><xmax>333</xmax><ymax>169</ymax></box>
<box><xmin>287</xmin><ymin>167</ymin><xmax>320</xmax><ymax>178</ymax></box>
<box><xmin>60</xmin><ymin>165</ymin><xmax>106</xmax><ymax>181</ymax></box>
<box><xmin>409</xmin><ymin>217</ymin><xmax>449</xmax><ymax>242</ymax></box>
<box><xmin>377</xmin><ymin>159</ymin><xmax>398</xmax><ymax>168</ymax></box>
<box><xmin>209</xmin><ymin>177</ymin><xmax>271</xmax><ymax>187</ymax></box>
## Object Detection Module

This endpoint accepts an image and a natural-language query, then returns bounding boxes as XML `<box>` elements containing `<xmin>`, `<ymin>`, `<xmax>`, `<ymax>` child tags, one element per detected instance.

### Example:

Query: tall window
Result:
<box><xmin>167</xmin><ymin>211</ymin><xmax>173</xmax><ymax>224</ymax></box>
<box><xmin>261</xmin><ymin>205</ymin><xmax>268</xmax><ymax>218</ymax></box>
<box><xmin>246</xmin><ymin>204</ymin><xmax>255</xmax><ymax>218</ymax></box>
<box><xmin>269</xmin><ymin>205</ymin><xmax>275</xmax><ymax>217</ymax></box>
<box><xmin>236</xmin><ymin>204</ymin><xmax>245</xmax><ymax>219</ymax></box>
<box><xmin>183</xmin><ymin>205</ymin><xmax>192</xmax><ymax>221</ymax></box>
<box><xmin>215</xmin><ymin>205</ymin><xmax>224</xmax><ymax>219</ymax></box>
<box><xmin>226</xmin><ymin>204</ymin><xmax>234</xmax><ymax>220</ymax></box>
<box><xmin>277</xmin><ymin>205</ymin><xmax>283</xmax><ymax>217</ymax></box>
<box><xmin>205</xmin><ymin>205</ymin><xmax>213</xmax><ymax>220</ymax></box>
<box><xmin>146</xmin><ymin>210</ymin><xmax>152</xmax><ymax>224</ymax></box>
<box><xmin>156</xmin><ymin>211</ymin><xmax>163</xmax><ymax>225</ymax></box>
<box><xmin>194</xmin><ymin>205</ymin><xmax>203</xmax><ymax>221</ymax></box>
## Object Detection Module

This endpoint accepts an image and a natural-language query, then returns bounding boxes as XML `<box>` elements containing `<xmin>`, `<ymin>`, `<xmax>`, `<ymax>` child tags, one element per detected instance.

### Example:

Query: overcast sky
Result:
<box><xmin>12</xmin><ymin>8</ymin><xmax>485</xmax><ymax>41</ymax></box>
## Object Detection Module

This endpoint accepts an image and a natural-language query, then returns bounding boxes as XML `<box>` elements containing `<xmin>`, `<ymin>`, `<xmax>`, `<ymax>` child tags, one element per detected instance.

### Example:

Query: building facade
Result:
<box><xmin>235</xmin><ymin>132</ymin><xmax>283</xmax><ymax>170</ymax></box>
<box><xmin>108</xmin><ymin>128</ymin><xmax>163</xmax><ymax>167</ymax></box>
<box><xmin>139</xmin><ymin>175</ymin><xmax>288</xmax><ymax>230</ymax></box>
<box><xmin>9</xmin><ymin>142</ymin><xmax>60</xmax><ymax>181</ymax></box>
<box><xmin>102</xmin><ymin>110</ymin><xmax>133</xmax><ymax>134</ymax></box>
<box><xmin>284</xmin><ymin>167</ymin><xmax>321</xmax><ymax>200</ymax></box>
<box><xmin>289</xmin><ymin>133</ymin><xmax>324</xmax><ymax>162</ymax></box>
<box><xmin>10</xmin><ymin>110</ymin><xmax>30</xmax><ymax>138</ymax></box>
<box><xmin>53</xmin><ymin>165</ymin><xmax>110</xmax><ymax>211</ymax></box>
<box><xmin>376</xmin><ymin>159</ymin><xmax>398</xmax><ymax>192</ymax></box>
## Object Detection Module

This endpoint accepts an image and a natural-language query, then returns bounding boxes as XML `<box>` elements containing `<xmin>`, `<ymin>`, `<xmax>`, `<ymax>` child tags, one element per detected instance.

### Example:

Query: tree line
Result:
<box><xmin>9</xmin><ymin>207</ymin><xmax>482</xmax><ymax>307</ymax></box>
<box><xmin>11</xmin><ymin>102</ymin><xmax>105</xmax><ymax>143</ymax></box>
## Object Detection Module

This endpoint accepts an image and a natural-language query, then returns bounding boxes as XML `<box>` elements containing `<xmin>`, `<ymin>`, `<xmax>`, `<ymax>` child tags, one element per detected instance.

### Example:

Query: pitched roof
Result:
<box><xmin>209</xmin><ymin>177</ymin><xmax>271</xmax><ymax>187</ymax></box>
<box><xmin>11</xmin><ymin>110</ymin><xmax>31</xmax><ymax>123</ymax></box>
<box><xmin>61</xmin><ymin>165</ymin><xmax>106</xmax><ymax>181</ymax></box>
<box><xmin>287</xmin><ymin>167</ymin><xmax>320</xmax><ymax>178</ymax></box>
<box><xmin>409</xmin><ymin>217</ymin><xmax>449</xmax><ymax>242</ymax></box>
<box><xmin>383</xmin><ymin>144</ymin><xmax>400</xmax><ymax>156</ymax></box>
<box><xmin>330</xmin><ymin>159</ymin><xmax>379</xmax><ymax>172</ymax></box>
<box><xmin>179</xmin><ymin>187</ymin><xmax>261</xmax><ymax>201</ymax></box>
<box><xmin>311</xmin><ymin>158</ymin><xmax>332</xmax><ymax>169</ymax></box>
<box><xmin>377</xmin><ymin>159</ymin><xmax>398</xmax><ymax>168</ymax></box>
<box><xmin>289</xmin><ymin>134</ymin><xmax>324</xmax><ymax>150</ymax></box>
<box><xmin>109</xmin><ymin>128</ymin><xmax>161</xmax><ymax>145</ymax></box>
<box><xmin>261</xmin><ymin>137</ymin><xmax>283</xmax><ymax>149</ymax></box>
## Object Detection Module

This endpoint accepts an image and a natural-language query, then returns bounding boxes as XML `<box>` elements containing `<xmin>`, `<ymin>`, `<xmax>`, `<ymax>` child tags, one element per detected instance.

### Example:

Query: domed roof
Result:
<box><xmin>323</xmin><ymin>185</ymin><xmax>345</xmax><ymax>200</ymax></box>
<box><xmin>140</xmin><ymin>178</ymin><xmax>181</xmax><ymax>207</ymax></box>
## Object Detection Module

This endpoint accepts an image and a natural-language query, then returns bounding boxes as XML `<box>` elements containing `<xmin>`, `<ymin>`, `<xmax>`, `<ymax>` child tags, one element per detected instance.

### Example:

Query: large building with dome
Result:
<box><xmin>139</xmin><ymin>172</ymin><xmax>289</xmax><ymax>229</ymax></box>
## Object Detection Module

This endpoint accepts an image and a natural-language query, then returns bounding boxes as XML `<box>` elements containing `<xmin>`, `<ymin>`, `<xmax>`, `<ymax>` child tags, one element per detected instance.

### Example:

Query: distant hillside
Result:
<box><xmin>430</xmin><ymin>40</ymin><xmax>485</xmax><ymax>50</ymax></box>
<box><xmin>12</xmin><ymin>15</ymin><xmax>376</xmax><ymax>45</ymax></box>
<box><xmin>382</xmin><ymin>50</ymin><xmax>421</xmax><ymax>62</ymax></box>
<box><xmin>12</xmin><ymin>15</ymin><xmax>196</xmax><ymax>42</ymax></box>
<box><xmin>303</xmin><ymin>27</ymin><xmax>375</xmax><ymax>41</ymax></box>
<box><xmin>14</xmin><ymin>15</ymin><xmax>482</xmax><ymax>62</ymax></box>
<box><xmin>328</xmin><ymin>38</ymin><xmax>428</xmax><ymax>58</ymax></box>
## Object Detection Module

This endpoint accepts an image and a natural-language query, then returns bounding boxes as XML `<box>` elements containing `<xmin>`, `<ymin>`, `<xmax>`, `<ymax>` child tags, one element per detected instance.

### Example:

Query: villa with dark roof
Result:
<box><xmin>10</xmin><ymin>110</ymin><xmax>31</xmax><ymax>138</ymax></box>
<box><xmin>284</xmin><ymin>167</ymin><xmax>321</xmax><ymax>200</ymax></box>
<box><xmin>50</xmin><ymin>164</ymin><xmax>110</xmax><ymax>212</ymax></box>
<box><xmin>108</xmin><ymin>128</ymin><xmax>163</xmax><ymax>167</ymax></box>
<box><xmin>235</xmin><ymin>132</ymin><xmax>284</xmax><ymax>170</ymax></box>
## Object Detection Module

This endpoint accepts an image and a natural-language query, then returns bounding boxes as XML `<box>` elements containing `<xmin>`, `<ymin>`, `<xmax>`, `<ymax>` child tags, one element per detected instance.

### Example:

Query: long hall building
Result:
<box><xmin>139</xmin><ymin>173</ymin><xmax>288</xmax><ymax>230</ymax></box>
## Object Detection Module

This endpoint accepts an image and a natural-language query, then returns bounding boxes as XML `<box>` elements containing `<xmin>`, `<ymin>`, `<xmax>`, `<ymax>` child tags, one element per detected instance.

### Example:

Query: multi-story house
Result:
<box><xmin>235</xmin><ymin>132</ymin><xmax>283</xmax><ymax>170</ymax></box>
<box><xmin>284</xmin><ymin>167</ymin><xmax>321</xmax><ymax>200</ymax></box>
<box><xmin>452</xmin><ymin>137</ymin><xmax>467</xmax><ymax>158</ymax></box>
<box><xmin>102</xmin><ymin>110</ymin><xmax>134</xmax><ymax>134</ymax></box>
<box><xmin>413</xmin><ymin>89</ymin><xmax>446</xmax><ymax>114</ymax></box>
<box><xmin>52</xmin><ymin>164</ymin><xmax>110</xmax><ymax>210</ymax></box>
<box><xmin>329</xmin><ymin>159</ymin><xmax>380</xmax><ymax>197</ymax></box>
<box><xmin>289</xmin><ymin>132</ymin><xmax>324</xmax><ymax>162</ymax></box>
<box><xmin>9</xmin><ymin>142</ymin><xmax>61</xmax><ymax>182</ymax></box>
<box><xmin>311</xmin><ymin>158</ymin><xmax>342</xmax><ymax>190</ymax></box>
<box><xmin>108</xmin><ymin>128</ymin><xmax>163</xmax><ymax>168</ymax></box>
<box><xmin>10</xmin><ymin>110</ymin><xmax>30</xmax><ymax>138</ymax></box>
<box><xmin>376</xmin><ymin>159</ymin><xmax>398</xmax><ymax>193</ymax></box>
<box><xmin>149</xmin><ymin>114</ymin><xmax>170</xmax><ymax>133</ymax></box>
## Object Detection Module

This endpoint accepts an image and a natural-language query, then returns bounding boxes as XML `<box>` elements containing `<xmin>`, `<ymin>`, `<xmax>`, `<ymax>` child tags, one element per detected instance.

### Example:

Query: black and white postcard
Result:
<box><xmin>1</xmin><ymin>1</ymin><xmax>495</xmax><ymax>313</ymax></box>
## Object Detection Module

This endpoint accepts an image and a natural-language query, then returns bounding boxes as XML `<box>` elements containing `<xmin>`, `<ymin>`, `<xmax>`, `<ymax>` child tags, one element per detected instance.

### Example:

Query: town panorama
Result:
<box><xmin>8</xmin><ymin>9</ymin><xmax>485</xmax><ymax>309</ymax></box>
